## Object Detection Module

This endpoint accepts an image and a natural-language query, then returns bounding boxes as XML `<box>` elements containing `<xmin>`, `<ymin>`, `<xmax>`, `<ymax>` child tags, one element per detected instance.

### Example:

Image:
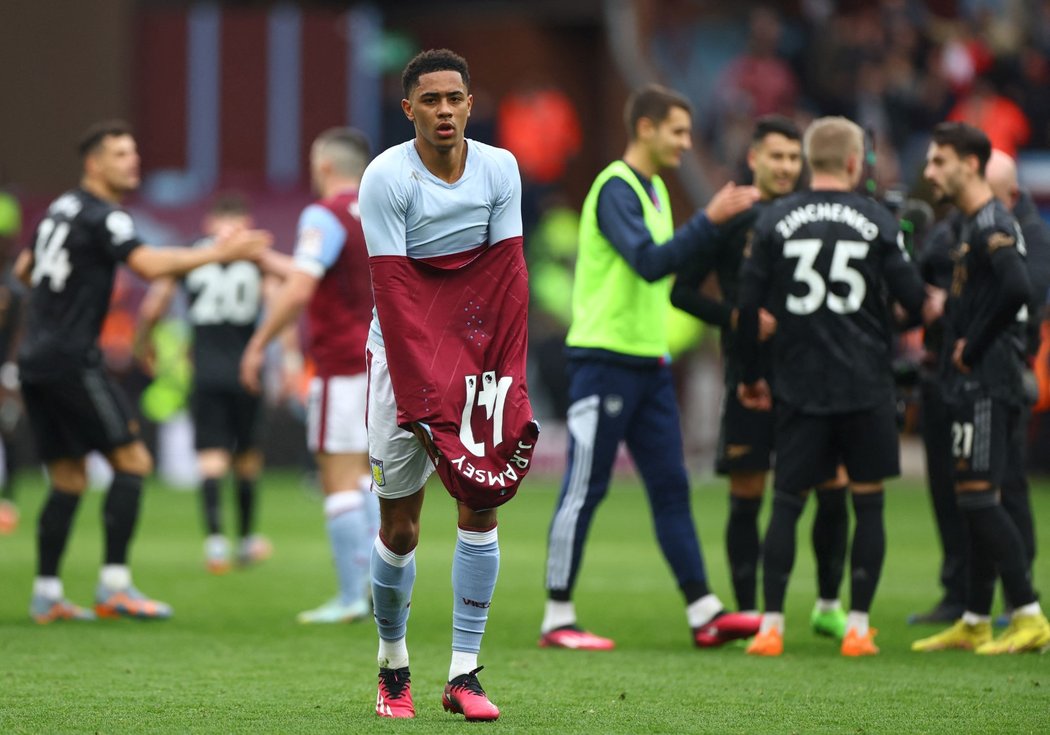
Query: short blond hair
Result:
<box><xmin>803</xmin><ymin>117</ymin><xmax>864</xmax><ymax>175</ymax></box>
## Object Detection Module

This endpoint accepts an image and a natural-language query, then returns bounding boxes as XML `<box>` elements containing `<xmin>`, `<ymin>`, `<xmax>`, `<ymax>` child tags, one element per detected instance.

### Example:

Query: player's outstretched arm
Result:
<box><xmin>255</xmin><ymin>249</ymin><xmax>296</xmax><ymax>280</ymax></box>
<box><xmin>601</xmin><ymin>182</ymin><xmax>757</xmax><ymax>284</ymax></box>
<box><xmin>126</xmin><ymin>229</ymin><xmax>272</xmax><ymax>281</ymax></box>
<box><xmin>240</xmin><ymin>269</ymin><xmax>319</xmax><ymax>394</ymax></box>
<box><xmin>669</xmin><ymin>255</ymin><xmax>733</xmax><ymax>327</ymax></box>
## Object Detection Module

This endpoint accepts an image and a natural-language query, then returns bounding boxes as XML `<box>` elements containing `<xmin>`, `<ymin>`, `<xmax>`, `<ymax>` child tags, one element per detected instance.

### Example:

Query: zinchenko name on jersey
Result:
<box><xmin>775</xmin><ymin>203</ymin><xmax>880</xmax><ymax>241</ymax></box>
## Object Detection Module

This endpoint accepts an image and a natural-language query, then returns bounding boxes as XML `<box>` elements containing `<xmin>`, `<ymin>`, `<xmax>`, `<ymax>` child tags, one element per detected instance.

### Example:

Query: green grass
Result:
<box><xmin>0</xmin><ymin>470</ymin><xmax>1047</xmax><ymax>734</ymax></box>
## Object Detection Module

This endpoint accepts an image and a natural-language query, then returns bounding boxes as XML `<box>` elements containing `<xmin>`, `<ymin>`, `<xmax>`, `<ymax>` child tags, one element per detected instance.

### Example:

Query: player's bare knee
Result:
<box><xmin>380</xmin><ymin>519</ymin><xmax>419</xmax><ymax>554</ymax></box>
<box><xmin>817</xmin><ymin>465</ymin><xmax>849</xmax><ymax>489</ymax></box>
<box><xmin>317</xmin><ymin>451</ymin><xmax>369</xmax><ymax>495</ymax></box>
<box><xmin>233</xmin><ymin>449</ymin><xmax>263</xmax><ymax>479</ymax></box>
<box><xmin>48</xmin><ymin>458</ymin><xmax>88</xmax><ymax>493</ymax></box>
<box><xmin>850</xmin><ymin>482</ymin><xmax>883</xmax><ymax>495</ymax></box>
<box><xmin>729</xmin><ymin>471</ymin><xmax>766</xmax><ymax>499</ymax></box>
<box><xmin>198</xmin><ymin>449</ymin><xmax>231</xmax><ymax>478</ymax></box>
<box><xmin>379</xmin><ymin>493</ymin><xmax>423</xmax><ymax>553</ymax></box>
<box><xmin>108</xmin><ymin>441</ymin><xmax>153</xmax><ymax>477</ymax></box>
<box><xmin>955</xmin><ymin>480</ymin><xmax>994</xmax><ymax>495</ymax></box>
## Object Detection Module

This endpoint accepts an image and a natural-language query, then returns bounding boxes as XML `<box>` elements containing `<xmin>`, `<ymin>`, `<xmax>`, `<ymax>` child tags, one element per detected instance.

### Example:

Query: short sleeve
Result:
<box><xmin>358</xmin><ymin>154</ymin><xmax>409</xmax><ymax>257</ymax></box>
<box><xmin>488</xmin><ymin>150</ymin><xmax>523</xmax><ymax>244</ymax></box>
<box><xmin>101</xmin><ymin>209</ymin><xmax>143</xmax><ymax>262</ymax></box>
<box><xmin>982</xmin><ymin>222</ymin><xmax>1023</xmax><ymax>259</ymax></box>
<box><xmin>293</xmin><ymin>204</ymin><xmax>347</xmax><ymax>278</ymax></box>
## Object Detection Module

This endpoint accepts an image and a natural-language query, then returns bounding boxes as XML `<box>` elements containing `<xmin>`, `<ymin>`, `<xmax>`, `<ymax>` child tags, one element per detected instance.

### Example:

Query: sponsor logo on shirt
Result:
<box><xmin>987</xmin><ymin>231</ymin><xmax>1016</xmax><ymax>253</ymax></box>
<box><xmin>106</xmin><ymin>210</ymin><xmax>137</xmax><ymax>245</ymax></box>
<box><xmin>298</xmin><ymin>226</ymin><xmax>324</xmax><ymax>259</ymax></box>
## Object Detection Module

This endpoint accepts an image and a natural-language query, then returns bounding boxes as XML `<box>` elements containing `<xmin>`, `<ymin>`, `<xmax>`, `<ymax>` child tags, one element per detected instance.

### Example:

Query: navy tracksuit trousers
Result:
<box><xmin>545</xmin><ymin>358</ymin><xmax>710</xmax><ymax>602</ymax></box>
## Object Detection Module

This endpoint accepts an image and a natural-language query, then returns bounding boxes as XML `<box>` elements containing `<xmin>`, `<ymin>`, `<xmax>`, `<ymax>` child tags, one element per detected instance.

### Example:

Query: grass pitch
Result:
<box><xmin>0</xmin><ymin>469</ymin><xmax>1047</xmax><ymax>734</ymax></box>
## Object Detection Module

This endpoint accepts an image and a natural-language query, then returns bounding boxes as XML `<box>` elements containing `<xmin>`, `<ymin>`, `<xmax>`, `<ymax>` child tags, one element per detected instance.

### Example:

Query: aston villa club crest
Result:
<box><xmin>370</xmin><ymin>457</ymin><xmax>386</xmax><ymax>487</ymax></box>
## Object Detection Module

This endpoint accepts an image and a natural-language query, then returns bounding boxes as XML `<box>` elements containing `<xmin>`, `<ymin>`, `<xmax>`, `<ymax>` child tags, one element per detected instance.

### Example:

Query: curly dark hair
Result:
<box><xmin>401</xmin><ymin>48</ymin><xmax>470</xmax><ymax>98</ymax></box>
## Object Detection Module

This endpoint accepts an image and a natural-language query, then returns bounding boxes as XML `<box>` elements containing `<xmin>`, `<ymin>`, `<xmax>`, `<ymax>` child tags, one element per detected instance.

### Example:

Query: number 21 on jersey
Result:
<box><xmin>784</xmin><ymin>238</ymin><xmax>869</xmax><ymax>315</ymax></box>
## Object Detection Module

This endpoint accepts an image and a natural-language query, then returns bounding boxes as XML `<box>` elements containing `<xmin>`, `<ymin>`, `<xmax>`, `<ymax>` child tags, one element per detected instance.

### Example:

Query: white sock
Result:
<box><xmin>100</xmin><ymin>565</ymin><xmax>131</xmax><ymax>591</ymax></box>
<box><xmin>33</xmin><ymin>576</ymin><xmax>62</xmax><ymax>599</ymax></box>
<box><xmin>845</xmin><ymin>611</ymin><xmax>869</xmax><ymax>636</ymax></box>
<box><xmin>1013</xmin><ymin>602</ymin><xmax>1042</xmax><ymax>618</ymax></box>
<box><xmin>378</xmin><ymin>637</ymin><xmax>409</xmax><ymax>670</ymax></box>
<box><xmin>962</xmin><ymin>611</ymin><xmax>991</xmax><ymax>626</ymax></box>
<box><xmin>686</xmin><ymin>593</ymin><xmax>723</xmax><ymax>628</ymax></box>
<box><xmin>449</xmin><ymin>650</ymin><xmax>478</xmax><ymax>681</ymax></box>
<box><xmin>205</xmin><ymin>534</ymin><xmax>229</xmax><ymax>555</ymax></box>
<box><xmin>816</xmin><ymin>598</ymin><xmax>841</xmax><ymax>613</ymax></box>
<box><xmin>541</xmin><ymin>600</ymin><xmax>577</xmax><ymax>633</ymax></box>
<box><xmin>760</xmin><ymin>612</ymin><xmax>784</xmax><ymax>634</ymax></box>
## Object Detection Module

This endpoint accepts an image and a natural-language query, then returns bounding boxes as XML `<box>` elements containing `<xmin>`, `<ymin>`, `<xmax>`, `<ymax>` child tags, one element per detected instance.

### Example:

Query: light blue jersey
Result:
<box><xmin>292</xmin><ymin>203</ymin><xmax>349</xmax><ymax>278</ymax></box>
<box><xmin>358</xmin><ymin>138</ymin><xmax>522</xmax><ymax>346</ymax></box>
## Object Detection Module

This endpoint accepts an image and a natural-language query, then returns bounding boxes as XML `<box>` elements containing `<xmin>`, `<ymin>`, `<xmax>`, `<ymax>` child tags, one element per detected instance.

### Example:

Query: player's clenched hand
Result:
<box><xmin>215</xmin><ymin>229</ymin><xmax>273</xmax><ymax>263</ymax></box>
<box><xmin>758</xmin><ymin>308</ymin><xmax>777</xmax><ymax>342</ymax></box>
<box><xmin>704</xmin><ymin>183</ymin><xmax>760</xmax><ymax>225</ymax></box>
<box><xmin>922</xmin><ymin>285</ymin><xmax>946</xmax><ymax>325</ymax></box>
<box><xmin>737</xmin><ymin>379</ymin><xmax>772</xmax><ymax>411</ymax></box>
<box><xmin>240</xmin><ymin>339</ymin><xmax>266</xmax><ymax>394</ymax></box>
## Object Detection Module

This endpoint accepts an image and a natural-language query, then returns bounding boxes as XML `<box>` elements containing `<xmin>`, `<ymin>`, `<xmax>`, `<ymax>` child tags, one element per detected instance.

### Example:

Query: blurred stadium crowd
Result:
<box><xmin>647</xmin><ymin>0</ymin><xmax>1050</xmax><ymax>190</ymax></box>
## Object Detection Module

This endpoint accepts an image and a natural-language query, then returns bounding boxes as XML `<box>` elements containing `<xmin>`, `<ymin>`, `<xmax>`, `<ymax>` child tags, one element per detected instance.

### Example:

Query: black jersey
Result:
<box><xmin>917</xmin><ymin>212</ymin><xmax>961</xmax><ymax>361</ymax></box>
<box><xmin>739</xmin><ymin>190</ymin><xmax>925</xmax><ymax>414</ymax></box>
<box><xmin>940</xmin><ymin>199</ymin><xmax>1030</xmax><ymax>404</ymax></box>
<box><xmin>1014</xmin><ymin>191</ymin><xmax>1050</xmax><ymax>356</ymax></box>
<box><xmin>18</xmin><ymin>188</ymin><xmax>142</xmax><ymax>381</ymax></box>
<box><xmin>671</xmin><ymin>204</ymin><xmax>765</xmax><ymax>386</ymax></box>
<box><xmin>183</xmin><ymin>238</ymin><xmax>262</xmax><ymax>391</ymax></box>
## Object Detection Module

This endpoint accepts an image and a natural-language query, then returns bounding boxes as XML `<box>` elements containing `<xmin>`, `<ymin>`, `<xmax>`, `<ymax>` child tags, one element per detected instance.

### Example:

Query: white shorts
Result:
<box><xmin>306</xmin><ymin>374</ymin><xmax>368</xmax><ymax>454</ymax></box>
<box><xmin>365</xmin><ymin>339</ymin><xmax>435</xmax><ymax>499</ymax></box>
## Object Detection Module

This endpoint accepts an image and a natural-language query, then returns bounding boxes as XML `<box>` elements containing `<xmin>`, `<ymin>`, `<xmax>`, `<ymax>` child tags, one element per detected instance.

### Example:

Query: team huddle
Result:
<box><xmin>14</xmin><ymin>48</ymin><xmax>1049</xmax><ymax>723</ymax></box>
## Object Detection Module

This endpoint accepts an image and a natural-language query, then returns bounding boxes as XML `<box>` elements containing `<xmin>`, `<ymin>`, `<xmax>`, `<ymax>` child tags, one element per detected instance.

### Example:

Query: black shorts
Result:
<box><xmin>190</xmin><ymin>386</ymin><xmax>262</xmax><ymax>453</ymax></box>
<box><xmin>21</xmin><ymin>368</ymin><xmax>139</xmax><ymax>462</ymax></box>
<box><xmin>774</xmin><ymin>400</ymin><xmax>900</xmax><ymax>495</ymax></box>
<box><xmin>945</xmin><ymin>393</ymin><xmax>1017</xmax><ymax>487</ymax></box>
<box><xmin>715</xmin><ymin>386</ymin><xmax>774</xmax><ymax>475</ymax></box>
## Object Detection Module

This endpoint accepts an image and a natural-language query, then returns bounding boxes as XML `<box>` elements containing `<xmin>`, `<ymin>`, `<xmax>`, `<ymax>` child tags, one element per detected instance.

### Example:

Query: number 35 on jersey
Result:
<box><xmin>784</xmin><ymin>238</ymin><xmax>869</xmax><ymax>315</ymax></box>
